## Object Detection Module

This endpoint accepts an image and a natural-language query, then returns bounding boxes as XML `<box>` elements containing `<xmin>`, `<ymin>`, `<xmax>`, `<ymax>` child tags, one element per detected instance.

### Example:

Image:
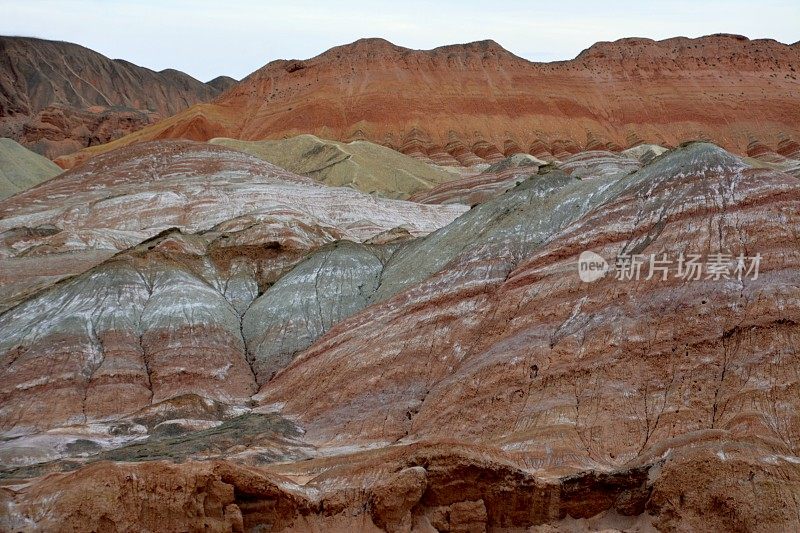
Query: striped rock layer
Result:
<box><xmin>56</xmin><ymin>34</ymin><xmax>800</xmax><ymax>169</ymax></box>
<box><xmin>2</xmin><ymin>142</ymin><xmax>800</xmax><ymax>531</ymax></box>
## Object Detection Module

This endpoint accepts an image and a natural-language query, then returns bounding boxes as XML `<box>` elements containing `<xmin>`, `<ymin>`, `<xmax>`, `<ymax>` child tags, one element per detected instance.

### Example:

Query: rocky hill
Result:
<box><xmin>211</xmin><ymin>135</ymin><xmax>459</xmax><ymax>198</ymax></box>
<box><xmin>57</xmin><ymin>34</ymin><xmax>800</xmax><ymax>168</ymax></box>
<box><xmin>0</xmin><ymin>36</ymin><xmax>233</xmax><ymax>158</ymax></box>
<box><xmin>206</xmin><ymin>75</ymin><xmax>238</xmax><ymax>92</ymax></box>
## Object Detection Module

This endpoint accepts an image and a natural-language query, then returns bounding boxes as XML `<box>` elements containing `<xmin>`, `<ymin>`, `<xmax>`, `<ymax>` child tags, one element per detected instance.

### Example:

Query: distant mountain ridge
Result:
<box><xmin>0</xmin><ymin>36</ymin><xmax>236</xmax><ymax>158</ymax></box>
<box><xmin>56</xmin><ymin>33</ymin><xmax>800</xmax><ymax>168</ymax></box>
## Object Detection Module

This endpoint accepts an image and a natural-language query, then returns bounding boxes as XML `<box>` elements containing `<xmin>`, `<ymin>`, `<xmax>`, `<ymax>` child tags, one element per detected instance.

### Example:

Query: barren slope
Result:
<box><xmin>58</xmin><ymin>34</ymin><xmax>800</xmax><ymax>168</ymax></box>
<box><xmin>211</xmin><ymin>135</ymin><xmax>459</xmax><ymax>198</ymax></box>
<box><xmin>2</xmin><ymin>143</ymin><xmax>800</xmax><ymax>531</ymax></box>
<box><xmin>0</xmin><ymin>36</ymin><xmax>231</xmax><ymax>158</ymax></box>
<box><xmin>0</xmin><ymin>137</ymin><xmax>61</xmax><ymax>199</ymax></box>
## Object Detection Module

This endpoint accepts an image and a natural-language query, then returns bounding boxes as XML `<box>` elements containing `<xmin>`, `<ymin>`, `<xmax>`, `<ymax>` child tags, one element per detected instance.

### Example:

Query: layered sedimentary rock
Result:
<box><xmin>242</xmin><ymin>240</ymin><xmax>388</xmax><ymax>384</ymax></box>
<box><xmin>557</xmin><ymin>150</ymin><xmax>641</xmax><ymax>180</ymax></box>
<box><xmin>411</xmin><ymin>149</ymin><xmax>643</xmax><ymax>206</ymax></box>
<box><xmin>0</xmin><ymin>137</ymin><xmax>61</xmax><ymax>199</ymax></box>
<box><xmin>0</xmin><ymin>140</ymin><xmax>464</xmax><ymax>311</ymax></box>
<box><xmin>57</xmin><ymin>34</ymin><xmax>800</xmax><ymax>168</ymax></box>
<box><xmin>251</xmin><ymin>144</ymin><xmax>797</xmax><ymax>529</ymax></box>
<box><xmin>416</xmin><ymin>140</ymin><xmax>800</xmax><ymax>208</ymax></box>
<box><xmin>410</xmin><ymin>153</ymin><xmax>545</xmax><ymax>205</ymax></box>
<box><xmin>3</xmin><ymin>142</ymin><xmax>800</xmax><ymax>531</ymax></box>
<box><xmin>0</xmin><ymin>36</ymin><xmax>231</xmax><ymax>158</ymax></box>
<box><xmin>622</xmin><ymin>143</ymin><xmax>669</xmax><ymax>164</ymax></box>
<box><xmin>0</xmin><ymin>140</ymin><xmax>465</xmax><ymax>438</ymax></box>
<box><xmin>745</xmin><ymin>137</ymin><xmax>800</xmax><ymax>178</ymax></box>
<box><xmin>211</xmin><ymin>134</ymin><xmax>458</xmax><ymax>198</ymax></box>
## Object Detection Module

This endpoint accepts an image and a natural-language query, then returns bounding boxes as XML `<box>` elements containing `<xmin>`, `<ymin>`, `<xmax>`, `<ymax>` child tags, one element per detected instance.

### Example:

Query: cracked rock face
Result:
<box><xmin>2</xmin><ymin>141</ymin><xmax>800</xmax><ymax>531</ymax></box>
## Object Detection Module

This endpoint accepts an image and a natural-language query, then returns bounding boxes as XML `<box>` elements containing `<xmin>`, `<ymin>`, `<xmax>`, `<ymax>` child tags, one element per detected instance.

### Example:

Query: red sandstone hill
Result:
<box><xmin>0</xmin><ymin>36</ymin><xmax>236</xmax><ymax>158</ymax></box>
<box><xmin>57</xmin><ymin>33</ymin><xmax>800</xmax><ymax>168</ymax></box>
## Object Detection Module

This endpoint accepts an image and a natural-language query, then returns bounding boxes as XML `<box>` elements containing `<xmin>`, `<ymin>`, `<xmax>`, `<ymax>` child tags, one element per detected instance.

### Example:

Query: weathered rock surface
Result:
<box><xmin>211</xmin><ymin>134</ymin><xmax>459</xmax><ymax>199</ymax></box>
<box><xmin>417</xmin><ymin>142</ymin><xmax>800</xmax><ymax>209</ymax></box>
<box><xmin>0</xmin><ymin>139</ymin><xmax>465</xmax><ymax>312</ymax></box>
<box><xmin>58</xmin><ymin>34</ymin><xmax>800</xmax><ymax>167</ymax></box>
<box><xmin>0</xmin><ymin>140</ymin><xmax>465</xmax><ymax>437</ymax></box>
<box><xmin>262</xmin><ymin>143</ymin><xmax>800</xmax><ymax>454</ymax></box>
<box><xmin>0</xmin><ymin>137</ymin><xmax>61</xmax><ymax>199</ymax></box>
<box><xmin>621</xmin><ymin>143</ymin><xmax>669</xmax><ymax>164</ymax></box>
<box><xmin>745</xmin><ymin>137</ymin><xmax>800</xmax><ymax>178</ymax></box>
<box><xmin>258</xmin><ymin>143</ymin><xmax>799</xmax><ymax>528</ymax></box>
<box><xmin>558</xmin><ymin>150</ymin><xmax>641</xmax><ymax>180</ymax></box>
<box><xmin>411</xmin><ymin>149</ymin><xmax>643</xmax><ymax>206</ymax></box>
<box><xmin>0</xmin><ymin>36</ymin><xmax>231</xmax><ymax>159</ymax></box>
<box><xmin>4</xmin><ymin>440</ymin><xmax>799</xmax><ymax>532</ymax></box>
<box><xmin>242</xmin><ymin>241</ymin><xmax>386</xmax><ymax>384</ymax></box>
<box><xmin>3</xmin><ymin>142</ymin><xmax>800</xmax><ymax>531</ymax></box>
<box><xmin>410</xmin><ymin>153</ymin><xmax>545</xmax><ymax>205</ymax></box>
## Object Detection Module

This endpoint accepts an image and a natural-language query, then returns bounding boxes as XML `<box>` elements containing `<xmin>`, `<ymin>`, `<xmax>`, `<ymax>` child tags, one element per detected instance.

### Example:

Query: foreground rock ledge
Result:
<box><xmin>3</xmin><ymin>439</ymin><xmax>799</xmax><ymax>532</ymax></box>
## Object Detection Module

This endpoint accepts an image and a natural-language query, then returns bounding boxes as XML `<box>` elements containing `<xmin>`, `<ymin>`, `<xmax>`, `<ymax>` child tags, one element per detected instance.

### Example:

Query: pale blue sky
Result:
<box><xmin>1</xmin><ymin>0</ymin><xmax>798</xmax><ymax>82</ymax></box>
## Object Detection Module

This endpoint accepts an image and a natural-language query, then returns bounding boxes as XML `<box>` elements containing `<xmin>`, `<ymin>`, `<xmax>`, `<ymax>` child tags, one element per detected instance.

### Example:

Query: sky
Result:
<box><xmin>1</xmin><ymin>0</ymin><xmax>798</xmax><ymax>82</ymax></box>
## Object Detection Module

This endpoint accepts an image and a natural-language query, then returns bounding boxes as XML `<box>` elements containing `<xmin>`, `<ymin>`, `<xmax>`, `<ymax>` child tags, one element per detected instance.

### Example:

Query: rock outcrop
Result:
<box><xmin>0</xmin><ymin>36</ymin><xmax>232</xmax><ymax>159</ymax></box>
<box><xmin>211</xmin><ymin>134</ymin><xmax>458</xmax><ymax>198</ymax></box>
<box><xmin>262</xmin><ymin>143</ymin><xmax>800</xmax><ymax>457</ymax></box>
<box><xmin>0</xmin><ymin>137</ymin><xmax>61</xmax><ymax>199</ymax></box>
<box><xmin>57</xmin><ymin>34</ymin><xmax>800</xmax><ymax>168</ymax></box>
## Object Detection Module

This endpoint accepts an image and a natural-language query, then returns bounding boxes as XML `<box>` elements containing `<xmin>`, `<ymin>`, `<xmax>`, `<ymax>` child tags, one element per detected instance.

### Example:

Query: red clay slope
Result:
<box><xmin>56</xmin><ymin>33</ymin><xmax>800</xmax><ymax>168</ymax></box>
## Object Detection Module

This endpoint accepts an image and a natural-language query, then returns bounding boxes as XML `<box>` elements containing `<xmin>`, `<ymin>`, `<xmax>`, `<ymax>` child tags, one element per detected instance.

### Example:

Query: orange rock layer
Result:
<box><xmin>57</xmin><ymin>34</ymin><xmax>800</xmax><ymax>168</ymax></box>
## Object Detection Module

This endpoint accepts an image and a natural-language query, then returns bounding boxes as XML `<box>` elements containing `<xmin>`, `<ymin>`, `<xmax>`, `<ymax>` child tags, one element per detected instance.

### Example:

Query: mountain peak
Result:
<box><xmin>314</xmin><ymin>37</ymin><xmax>516</xmax><ymax>60</ymax></box>
<box><xmin>318</xmin><ymin>37</ymin><xmax>404</xmax><ymax>58</ymax></box>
